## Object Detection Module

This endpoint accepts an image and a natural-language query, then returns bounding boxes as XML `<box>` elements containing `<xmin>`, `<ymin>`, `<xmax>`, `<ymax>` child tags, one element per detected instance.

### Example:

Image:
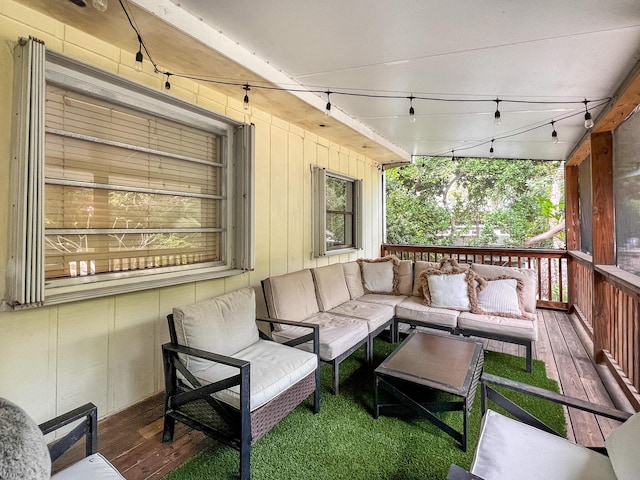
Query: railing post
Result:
<box><xmin>590</xmin><ymin>131</ymin><xmax>615</xmax><ymax>363</ymax></box>
<box><xmin>565</xmin><ymin>165</ymin><xmax>580</xmax><ymax>311</ymax></box>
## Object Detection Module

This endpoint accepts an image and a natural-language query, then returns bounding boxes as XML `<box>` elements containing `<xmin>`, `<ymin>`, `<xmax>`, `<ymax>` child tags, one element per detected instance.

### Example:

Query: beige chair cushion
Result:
<box><xmin>395</xmin><ymin>296</ymin><xmax>459</xmax><ymax>330</ymax></box>
<box><xmin>605</xmin><ymin>410</ymin><xmax>640</xmax><ymax>480</ymax></box>
<box><xmin>397</xmin><ymin>260</ymin><xmax>414</xmax><ymax>295</ymax></box>
<box><xmin>311</xmin><ymin>263</ymin><xmax>351</xmax><ymax>311</ymax></box>
<box><xmin>471</xmin><ymin>263</ymin><xmax>537</xmax><ymax>313</ymax></box>
<box><xmin>342</xmin><ymin>261</ymin><xmax>365</xmax><ymax>299</ymax></box>
<box><xmin>262</xmin><ymin>269</ymin><xmax>320</xmax><ymax>327</ymax></box>
<box><xmin>471</xmin><ymin>409</ymin><xmax>617</xmax><ymax>480</ymax></box>
<box><xmin>412</xmin><ymin>261</ymin><xmax>441</xmax><ymax>296</ymax></box>
<box><xmin>51</xmin><ymin>453</ymin><xmax>125</xmax><ymax>480</ymax></box>
<box><xmin>358</xmin><ymin>293</ymin><xmax>408</xmax><ymax>307</ymax></box>
<box><xmin>457</xmin><ymin>311</ymin><xmax>538</xmax><ymax>341</ymax></box>
<box><xmin>329</xmin><ymin>300</ymin><xmax>394</xmax><ymax>332</ymax></box>
<box><xmin>172</xmin><ymin>287</ymin><xmax>259</xmax><ymax>372</ymax></box>
<box><xmin>272</xmin><ymin>312</ymin><xmax>368</xmax><ymax>361</ymax></box>
<box><xmin>193</xmin><ymin>339</ymin><xmax>317</xmax><ymax>411</ymax></box>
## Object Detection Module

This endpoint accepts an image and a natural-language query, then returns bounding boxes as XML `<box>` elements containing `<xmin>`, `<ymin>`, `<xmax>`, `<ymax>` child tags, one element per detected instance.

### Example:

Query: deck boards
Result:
<box><xmin>52</xmin><ymin>310</ymin><xmax>631</xmax><ymax>479</ymax></box>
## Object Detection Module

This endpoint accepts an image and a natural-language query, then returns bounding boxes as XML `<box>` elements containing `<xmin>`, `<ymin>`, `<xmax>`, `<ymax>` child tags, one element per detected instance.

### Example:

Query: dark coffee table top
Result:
<box><xmin>375</xmin><ymin>331</ymin><xmax>483</xmax><ymax>396</ymax></box>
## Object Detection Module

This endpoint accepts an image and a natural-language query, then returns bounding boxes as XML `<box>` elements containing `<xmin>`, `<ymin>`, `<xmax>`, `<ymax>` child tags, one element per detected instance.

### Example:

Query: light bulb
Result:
<box><xmin>243</xmin><ymin>94</ymin><xmax>250</xmax><ymax>110</ymax></box>
<box><xmin>92</xmin><ymin>0</ymin><xmax>108</xmax><ymax>11</ymax></box>
<box><xmin>584</xmin><ymin>111</ymin><xmax>594</xmax><ymax>129</ymax></box>
<box><xmin>494</xmin><ymin>109</ymin><xmax>502</xmax><ymax>126</ymax></box>
<box><xmin>489</xmin><ymin>147</ymin><xmax>495</xmax><ymax>158</ymax></box>
<box><xmin>134</xmin><ymin>50</ymin><xmax>143</xmax><ymax>72</ymax></box>
<box><xmin>164</xmin><ymin>75</ymin><xmax>171</xmax><ymax>92</ymax></box>
<box><xmin>325</xmin><ymin>102</ymin><xmax>331</xmax><ymax>117</ymax></box>
<box><xmin>409</xmin><ymin>106</ymin><xmax>416</xmax><ymax>123</ymax></box>
<box><xmin>551</xmin><ymin>130</ymin><xmax>558</xmax><ymax>143</ymax></box>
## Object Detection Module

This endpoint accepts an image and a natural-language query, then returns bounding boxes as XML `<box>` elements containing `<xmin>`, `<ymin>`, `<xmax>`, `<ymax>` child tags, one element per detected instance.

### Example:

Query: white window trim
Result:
<box><xmin>311</xmin><ymin>166</ymin><xmax>363</xmax><ymax>258</ymax></box>
<box><xmin>7</xmin><ymin>40</ymin><xmax>254</xmax><ymax>309</ymax></box>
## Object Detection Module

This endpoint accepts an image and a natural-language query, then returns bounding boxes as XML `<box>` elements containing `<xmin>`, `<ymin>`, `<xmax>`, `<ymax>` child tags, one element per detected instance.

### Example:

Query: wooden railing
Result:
<box><xmin>381</xmin><ymin>244</ymin><xmax>568</xmax><ymax>310</ymax></box>
<box><xmin>568</xmin><ymin>251</ymin><xmax>595</xmax><ymax>337</ymax></box>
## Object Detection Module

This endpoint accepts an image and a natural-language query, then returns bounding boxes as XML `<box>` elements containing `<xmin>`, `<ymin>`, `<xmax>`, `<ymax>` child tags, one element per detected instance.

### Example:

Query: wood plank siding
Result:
<box><xmin>52</xmin><ymin>310</ymin><xmax>634</xmax><ymax>480</ymax></box>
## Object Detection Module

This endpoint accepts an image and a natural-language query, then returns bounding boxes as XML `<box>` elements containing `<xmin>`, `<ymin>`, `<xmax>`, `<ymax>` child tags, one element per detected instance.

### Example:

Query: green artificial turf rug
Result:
<box><xmin>163</xmin><ymin>337</ymin><xmax>565</xmax><ymax>480</ymax></box>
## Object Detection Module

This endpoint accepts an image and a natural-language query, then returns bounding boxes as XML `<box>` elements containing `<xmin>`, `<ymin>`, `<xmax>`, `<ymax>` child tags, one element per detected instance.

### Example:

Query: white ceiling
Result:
<box><xmin>138</xmin><ymin>0</ymin><xmax>640</xmax><ymax>162</ymax></box>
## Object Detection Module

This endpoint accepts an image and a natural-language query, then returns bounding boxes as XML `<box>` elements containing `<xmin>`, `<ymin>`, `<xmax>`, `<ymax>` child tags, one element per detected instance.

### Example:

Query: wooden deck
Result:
<box><xmin>53</xmin><ymin>310</ymin><xmax>635</xmax><ymax>479</ymax></box>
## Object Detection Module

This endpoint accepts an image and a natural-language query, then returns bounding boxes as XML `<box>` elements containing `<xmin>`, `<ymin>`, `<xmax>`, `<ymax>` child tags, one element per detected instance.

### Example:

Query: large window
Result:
<box><xmin>8</xmin><ymin>40</ymin><xmax>254</xmax><ymax>307</ymax></box>
<box><xmin>312</xmin><ymin>167</ymin><xmax>362</xmax><ymax>257</ymax></box>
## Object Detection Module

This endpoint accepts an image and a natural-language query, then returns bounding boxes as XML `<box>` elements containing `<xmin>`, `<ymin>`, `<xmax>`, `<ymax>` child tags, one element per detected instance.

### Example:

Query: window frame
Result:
<box><xmin>311</xmin><ymin>166</ymin><xmax>362</xmax><ymax>257</ymax></box>
<box><xmin>8</xmin><ymin>45</ymin><xmax>254</xmax><ymax>307</ymax></box>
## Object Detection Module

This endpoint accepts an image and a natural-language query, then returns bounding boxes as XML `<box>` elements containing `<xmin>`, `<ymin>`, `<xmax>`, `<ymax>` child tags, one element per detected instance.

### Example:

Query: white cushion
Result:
<box><xmin>358</xmin><ymin>293</ymin><xmax>408</xmax><ymax>307</ymax></box>
<box><xmin>194</xmin><ymin>339</ymin><xmax>317</xmax><ymax>411</ymax></box>
<box><xmin>471</xmin><ymin>263</ymin><xmax>537</xmax><ymax>313</ymax></box>
<box><xmin>412</xmin><ymin>261</ymin><xmax>440</xmax><ymax>297</ymax></box>
<box><xmin>605</xmin><ymin>410</ymin><xmax>640</xmax><ymax>480</ymax></box>
<box><xmin>457</xmin><ymin>311</ymin><xmax>538</xmax><ymax>341</ymax></box>
<box><xmin>311</xmin><ymin>263</ymin><xmax>351</xmax><ymax>311</ymax></box>
<box><xmin>272</xmin><ymin>312</ymin><xmax>368</xmax><ymax>361</ymax></box>
<box><xmin>329</xmin><ymin>300</ymin><xmax>394</xmax><ymax>332</ymax></box>
<box><xmin>476</xmin><ymin>277</ymin><xmax>524</xmax><ymax>317</ymax></box>
<box><xmin>342</xmin><ymin>261</ymin><xmax>365</xmax><ymax>299</ymax></box>
<box><xmin>262</xmin><ymin>269</ymin><xmax>320</xmax><ymax>325</ymax></box>
<box><xmin>471</xmin><ymin>409</ymin><xmax>617</xmax><ymax>480</ymax></box>
<box><xmin>395</xmin><ymin>296</ymin><xmax>459</xmax><ymax>329</ymax></box>
<box><xmin>51</xmin><ymin>453</ymin><xmax>125</xmax><ymax>480</ymax></box>
<box><xmin>427</xmin><ymin>273</ymin><xmax>471</xmax><ymax>310</ymax></box>
<box><xmin>172</xmin><ymin>288</ymin><xmax>259</xmax><ymax>372</ymax></box>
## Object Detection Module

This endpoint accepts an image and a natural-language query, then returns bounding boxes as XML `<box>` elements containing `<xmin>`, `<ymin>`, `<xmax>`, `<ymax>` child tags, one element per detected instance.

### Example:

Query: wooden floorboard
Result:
<box><xmin>56</xmin><ymin>309</ymin><xmax>631</xmax><ymax>479</ymax></box>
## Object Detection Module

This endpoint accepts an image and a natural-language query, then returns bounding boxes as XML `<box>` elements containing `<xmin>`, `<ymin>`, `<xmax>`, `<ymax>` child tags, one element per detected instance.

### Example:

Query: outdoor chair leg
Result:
<box><xmin>239</xmin><ymin>441</ymin><xmax>250</xmax><ymax>480</ymax></box>
<box><xmin>313</xmin><ymin>369</ymin><xmax>321</xmax><ymax>414</ymax></box>
<box><xmin>525</xmin><ymin>343</ymin><xmax>533</xmax><ymax>373</ymax></box>
<box><xmin>333</xmin><ymin>361</ymin><xmax>340</xmax><ymax>395</ymax></box>
<box><xmin>162</xmin><ymin>415</ymin><xmax>175</xmax><ymax>442</ymax></box>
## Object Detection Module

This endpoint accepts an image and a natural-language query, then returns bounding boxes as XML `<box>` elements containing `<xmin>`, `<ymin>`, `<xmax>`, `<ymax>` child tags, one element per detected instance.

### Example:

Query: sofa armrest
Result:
<box><xmin>256</xmin><ymin>317</ymin><xmax>320</xmax><ymax>355</ymax></box>
<box><xmin>481</xmin><ymin>372</ymin><xmax>632</xmax><ymax>436</ymax></box>
<box><xmin>446</xmin><ymin>464</ymin><xmax>485</xmax><ymax>480</ymax></box>
<box><xmin>39</xmin><ymin>403</ymin><xmax>97</xmax><ymax>462</ymax></box>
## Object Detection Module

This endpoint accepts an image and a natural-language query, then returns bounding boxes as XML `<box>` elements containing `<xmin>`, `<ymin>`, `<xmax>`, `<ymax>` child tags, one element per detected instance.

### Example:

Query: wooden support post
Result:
<box><xmin>590</xmin><ymin>131</ymin><xmax>615</xmax><ymax>363</ymax></box>
<box><xmin>565</xmin><ymin>165</ymin><xmax>580</xmax><ymax>310</ymax></box>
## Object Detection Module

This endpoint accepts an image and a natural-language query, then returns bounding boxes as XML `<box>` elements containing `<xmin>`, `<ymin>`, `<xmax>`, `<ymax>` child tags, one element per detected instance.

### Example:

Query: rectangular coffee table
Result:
<box><xmin>374</xmin><ymin>331</ymin><xmax>483</xmax><ymax>451</ymax></box>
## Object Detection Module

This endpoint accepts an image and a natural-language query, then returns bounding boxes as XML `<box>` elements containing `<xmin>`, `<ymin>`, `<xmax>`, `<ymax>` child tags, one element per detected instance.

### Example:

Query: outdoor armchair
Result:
<box><xmin>162</xmin><ymin>287</ymin><xmax>321</xmax><ymax>480</ymax></box>
<box><xmin>447</xmin><ymin>372</ymin><xmax>638</xmax><ymax>480</ymax></box>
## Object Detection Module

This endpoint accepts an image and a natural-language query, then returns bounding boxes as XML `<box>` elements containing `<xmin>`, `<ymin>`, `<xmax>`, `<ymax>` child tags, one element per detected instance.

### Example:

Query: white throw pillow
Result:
<box><xmin>475</xmin><ymin>277</ymin><xmax>523</xmax><ymax>317</ymax></box>
<box><xmin>427</xmin><ymin>273</ymin><xmax>471</xmax><ymax>311</ymax></box>
<box><xmin>358</xmin><ymin>257</ymin><xmax>399</xmax><ymax>294</ymax></box>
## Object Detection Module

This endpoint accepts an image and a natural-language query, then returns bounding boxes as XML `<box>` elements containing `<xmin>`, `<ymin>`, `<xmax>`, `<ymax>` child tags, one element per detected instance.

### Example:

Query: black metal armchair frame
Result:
<box><xmin>39</xmin><ymin>402</ymin><xmax>98</xmax><ymax>465</ymax></box>
<box><xmin>446</xmin><ymin>372</ymin><xmax>633</xmax><ymax>480</ymax></box>
<box><xmin>162</xmin><ymin>315</ymin><xmax>321</xmax><ymax>480</ymax></box>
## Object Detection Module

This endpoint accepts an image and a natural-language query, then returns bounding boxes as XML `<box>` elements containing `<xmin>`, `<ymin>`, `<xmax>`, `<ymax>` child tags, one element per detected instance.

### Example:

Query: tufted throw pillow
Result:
<box><xmin>0</xmin><ymin>398</ymin><xmax>51</xmax><ymax>480</ymax></box>
<box><xmin>358</xmin><ymin>256</ymin><xmax>400</xmax><ymax>294</ymax></box>
<box><xmin>419</xmin><ymin>258</ymin><xmax>483</xmax><ymax>311</ymax></box>
<box><xmin>472</xmin><ymin>276</ymin><xmax>529</xmax><ymax>319</ymax></box>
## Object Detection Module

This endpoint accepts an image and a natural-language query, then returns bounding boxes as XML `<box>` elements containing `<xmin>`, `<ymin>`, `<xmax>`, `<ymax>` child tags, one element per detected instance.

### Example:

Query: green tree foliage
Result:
<box><xmin>386</xmin><ymin>156</ymin><xmax>564</xmax><ymax>248</ymax></box>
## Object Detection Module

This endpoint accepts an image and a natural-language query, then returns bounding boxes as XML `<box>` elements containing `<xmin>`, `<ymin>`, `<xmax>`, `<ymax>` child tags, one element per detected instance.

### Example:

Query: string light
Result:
<box><xmin>325</xmin><ymin>90</ymin><xmax>331</xmax><ymax>117</ymax></box>
<box><xmin>494</xmin><ymin>99</ymin><xmax>502</xmax><ymax>126</ymax></box>
<box><xmin>408</xmin><ymin>96</ymin><xmax>416</xmax><ymax>123</ymax></box>
<box><xmin>243</xmin><ymin>84</ymin><xmax>251</xmax><ymax>110</ymax></box>
<box><xmin>583</xmin><ymin>99</ymin><xmax>594</xmax><ymax>129</ymax></box>
<box><xmin>551</xmin><ymin>121</ymin><xmax>558</xmax><ymax>143</ymax></box>
<box><xmin>164</xmin><ymin>73</ymin><xmax>171</xmax><ymax>92</ymax></box>
<box><xmin>134</xmin><ymin>34</ymin><xmax>143</xmax><ymax>72</ymax></box>
<box><xmin>489</xmin><ymin>139</ymin><xmax>495</xmax><ymax>158</ymax></box>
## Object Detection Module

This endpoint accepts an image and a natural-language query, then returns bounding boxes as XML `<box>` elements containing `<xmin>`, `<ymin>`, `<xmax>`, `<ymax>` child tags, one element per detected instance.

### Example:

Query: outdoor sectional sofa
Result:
<box><xmin>262</xmin><ymin>256</ymin><xmax>539</xmax><ymax>394</ymax></box>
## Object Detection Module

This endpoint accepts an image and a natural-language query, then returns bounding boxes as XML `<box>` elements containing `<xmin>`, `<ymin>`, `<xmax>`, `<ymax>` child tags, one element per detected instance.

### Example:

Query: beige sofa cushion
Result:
<box><xmin>329</xmin><ymin>300</ymin><xmax>394</xmax><ymax>333</ymax></box>
<box><xmin>605</xmin><ymin>411</ymin><xmax>640</xmax><ymax>480</ymax></box>
<box><xmin>471</xmin><ymin>263</ymin><xmax>537</xmax><ymax>313</ymax></box>
<box><xmin>262</xmin><ymin>269</ymin><xmax>320</xmax><ymax>326</ymax></box>
<box><xmin>272</xmin><ymin>312</ymin><xmax>368</xmax><ymax>361</ymax></box>
<box><xmin>471</xmin><ymin>409</ymin><xmax>616</xmax><ymax>480</ymax></box>
<box><xmin>457</xmin><ymin>310</ymin><xmax>538</xmax><ymax>341</ymax></box>
<box><xmin>311</xmin><ymin>263</ymin><xmax>351</xmax><ymax>311</ymax></box>
<box><xmin>51</xmin><ymin>453</ymin><xmax>125</xmax><ymax>480</ymax></box>
<box><xmin>395</xmin><ymin>296</ymin><xmax>459</xmax><ymax>330</ymax></box>
<box><xmin>358</xmin><ymin>293</ymin><xmax>408</xmax><ymax>307</ymax></box>
<box><xmin>397</xmin><ymin>260</ymin><xmax>414</xmax><ymax>295</ymax></box>
<box><xmin>342</xmin><ymin>261</ymin><xmax>365</xmax><ymax>299</ymax></box>
<box><xmin>193</xmin><ymin>339</ymin><xmax>317</xmax><ymax>411</ymax></box>
<box><xmin>172</xmin><ymin>287</ymin><xmax>259</xmax><ymax>372</ymax></box>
